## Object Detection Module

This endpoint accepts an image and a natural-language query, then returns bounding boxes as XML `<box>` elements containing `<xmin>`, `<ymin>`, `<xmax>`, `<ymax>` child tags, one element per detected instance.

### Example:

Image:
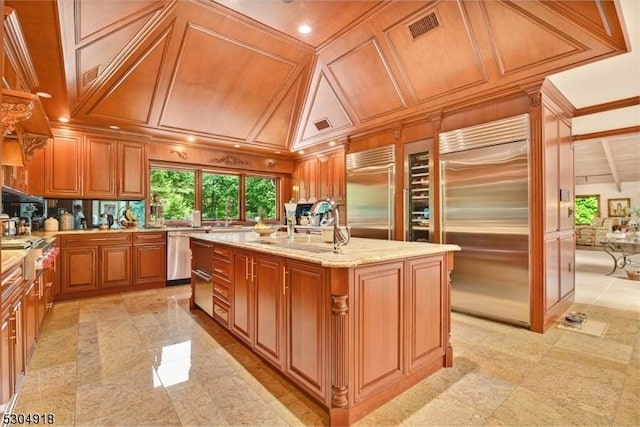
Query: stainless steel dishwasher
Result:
<box><xmin>167</xmin><ymin>229</ymin><xmax>209</xmax><ymax>285</ymax></box>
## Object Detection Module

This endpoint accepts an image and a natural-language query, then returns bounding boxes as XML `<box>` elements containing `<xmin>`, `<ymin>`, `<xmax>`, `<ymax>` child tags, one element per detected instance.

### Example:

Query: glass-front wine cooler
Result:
<box><xmin>404</xmin><ymin>139</ymin><xmax>432</xmax><ymax>242</ymax></box>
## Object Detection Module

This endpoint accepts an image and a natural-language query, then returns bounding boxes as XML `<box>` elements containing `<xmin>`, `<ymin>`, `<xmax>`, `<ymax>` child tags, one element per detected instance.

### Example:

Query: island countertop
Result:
<box><xmin>190</xmin><ymin>231</ymin><xmax>460</xmax><ymax>267</ymax></box>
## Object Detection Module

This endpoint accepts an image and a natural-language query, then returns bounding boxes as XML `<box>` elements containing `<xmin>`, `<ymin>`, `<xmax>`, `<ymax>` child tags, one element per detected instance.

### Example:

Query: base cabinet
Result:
<box><xmin>196</xmin><ymin>239</ymin><xmax>453</xmax><ymax>425</ymax></box>
<box><xmin>57</xmin><ymin>232</ymin><xmax>165</xmax><ymax>300</ymax></box>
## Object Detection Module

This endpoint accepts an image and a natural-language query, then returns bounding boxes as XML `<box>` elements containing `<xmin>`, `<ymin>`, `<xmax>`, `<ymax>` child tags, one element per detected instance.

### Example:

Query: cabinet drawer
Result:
<box><xmin>212</xmin><ymin>262</ymin><xmax>230</xmax><ymax>279</ymax></box>
<box><xmin>133</xmin><ymin>232</ymin><xmax>166</xmax><ymax>244</ymax></box>
<box><xmin>61</xmin><ymin>233</ymin><xmax>132</xmax><ymax>246</ymax></box>
<box><xmin>213</xmin><ymin>281</ymin><xmax>229</xmax><ymax>301</ymax></box>
<box><xmin>213</xmin><ymin>246</ymin><xmax>231</xmax><ymax>261</ymax></box>
<box><xmin>213</xmin><ymin>298</ymin><xmax>229</xmax><ymax>325</ymax></box>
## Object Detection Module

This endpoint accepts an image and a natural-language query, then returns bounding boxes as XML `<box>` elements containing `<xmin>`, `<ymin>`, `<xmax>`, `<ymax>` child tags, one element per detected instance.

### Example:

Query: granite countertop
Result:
<box><xmin>190</xmin><ymin>231</ymin><xmax>460</xmax><ymax>268</ymax></box>
<box><xmin>1</xmin><ymin>249</ymin><xmax>29</xmax><ymax>274</ymax></box>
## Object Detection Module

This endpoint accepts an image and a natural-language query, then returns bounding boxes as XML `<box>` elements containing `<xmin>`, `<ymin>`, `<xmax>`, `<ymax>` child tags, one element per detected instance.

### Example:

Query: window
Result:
<box><xmin>202</xmin><ymin>172</ymin><xmax>239</xmax><ymax>221</ymax></box>
<box><xmin>150</xmin><ymin>164</ymin><xmax>282</xmax><ymax>224</ymax></box>
<box><xmin>150</xmin><ymin>167</ymin><xmax>195</xmax><ymax>221</ymax></box>
<box><xmin>245</xmin><ymin>176</ymin><xmax>277</xmax><ymax>220</ymax></box>
<box><xmin>575</xmin><ymin>195</ymin><xmax>600</xmax><ymax>225</ymax></box>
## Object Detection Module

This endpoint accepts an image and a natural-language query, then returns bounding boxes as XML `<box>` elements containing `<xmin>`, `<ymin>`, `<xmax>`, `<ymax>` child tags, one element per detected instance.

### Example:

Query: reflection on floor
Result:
<box><xmin>10</xmin><ymin>249</ymin><xmax>640</xmax><ymax>426</ymax></box>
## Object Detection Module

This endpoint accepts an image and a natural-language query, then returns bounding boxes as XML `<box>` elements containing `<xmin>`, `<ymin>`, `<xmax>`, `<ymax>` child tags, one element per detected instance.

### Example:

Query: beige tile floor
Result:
<box><xmin>8</xmin><ymin>249</ymin><xmax>640</xmax><ymax>426</ymax></box>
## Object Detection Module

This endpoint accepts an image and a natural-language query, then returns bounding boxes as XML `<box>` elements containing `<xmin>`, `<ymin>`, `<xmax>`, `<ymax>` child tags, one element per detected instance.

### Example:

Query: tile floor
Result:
<box><xmin>9</xmin><ymin>249</ymin><xmax>640</xmax><ymax>426</ymax></box>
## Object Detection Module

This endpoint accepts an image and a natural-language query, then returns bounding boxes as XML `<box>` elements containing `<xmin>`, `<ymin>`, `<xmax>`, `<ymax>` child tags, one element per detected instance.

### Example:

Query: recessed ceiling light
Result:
<box><xmin>36</xmin><ymin>91</ymin><xmax>52</xmax><ymax>98</ymax></box>
<box><xmin>298</xmin><ymin>25</ymin><xmax>311</xmax><ymax>34</ymax></box>
<box><xmin>58</xmin><ymin>117</ymin><xmax>69</xmax><ymax>123</ymax></box>
<box><xmin>329</xmin><ymin>141</ymin><xmax>336</xmax><ymax>147</ymax></box>
<box><xmin>275</xmin><ymin>150</ymin><xmax>281</xmax><ymax>154</ymax></box>
<box><xmin>187</xmin><ymin>136</ymin><xmax>196</xmax><ymax>142</ymax></box>
<box><xmin>234</xmin><ymin>144</ymin><xmax>241</xmax><ymax>148</ymax></box>
<box><xmin>298</xmin><ymin>150</ymin><xmax>305</xmax><ymax>155</ymax></box>
<box><xmin>109</xmin><ymin>125</ymin><xmax>120</xmax><ymax>130</ymax></box>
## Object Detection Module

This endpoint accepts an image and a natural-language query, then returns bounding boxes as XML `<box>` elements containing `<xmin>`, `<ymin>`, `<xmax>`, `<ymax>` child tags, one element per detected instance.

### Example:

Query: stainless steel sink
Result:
<box><xmin>253</xmin><ymin>240</ymin><xmax>334</xmax><ymax>253</ymax></box>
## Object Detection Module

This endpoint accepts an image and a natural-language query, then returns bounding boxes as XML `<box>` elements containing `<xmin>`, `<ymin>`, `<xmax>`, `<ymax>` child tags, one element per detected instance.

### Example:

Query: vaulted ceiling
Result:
<box><xmin>6</xmin><ymin>0</ymin><xmax>632</xmax><ymax>157</ymax></box>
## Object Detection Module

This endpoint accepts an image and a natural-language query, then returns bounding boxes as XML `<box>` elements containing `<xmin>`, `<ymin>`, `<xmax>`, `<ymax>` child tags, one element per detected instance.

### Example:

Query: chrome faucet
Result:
<box><xmin>310</xmin><ymin>198</ymin><xmax>350</xmax><ymax>253</ymax></box>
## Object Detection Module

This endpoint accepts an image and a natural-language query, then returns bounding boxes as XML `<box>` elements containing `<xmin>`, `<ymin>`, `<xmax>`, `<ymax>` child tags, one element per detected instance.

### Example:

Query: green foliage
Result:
<box><xmin>245</xmin><ymin>177</ymin><xmax>276</xmax><ymax>220</ymax></box>
<box><xmin>150</xmin><ymin>169</ymin><xmax>195</xmax><ymax>220</ymax></box>
<box><xmin>202</xmin><ymin>173</ymin><xmax>239</xmax><ymax>220</ymax></box>
<box><xmin>575</xmin><ymin>196</ymin><xmax>599</xmax><ymax>225</ymax></box>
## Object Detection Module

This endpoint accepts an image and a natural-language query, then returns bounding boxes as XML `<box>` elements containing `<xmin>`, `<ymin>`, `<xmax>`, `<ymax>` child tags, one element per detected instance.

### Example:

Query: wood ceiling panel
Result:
<box><xmin>88</xmin><ymin>31</ymin><xmax>171</xmax><ymax>124</ymax></box>
<box><xmin>160</xmin><ymin>23</ymin><xmax>296</xmax><ymax>139</ymax></box>
<box><xmin>385</xmin><ymin>1</ymin><xmax>487</xmax><ymax>103</ymax></box>
<box><xmin>327</xmin><ymin>39</ymin><xmax>406</xmax><ymax>122</ymax></box>
<box><xmin>77</xmin><ymin>0</ymin><xmax>159</xmax><ymax>42</ymax></box>
<box><xmin>481</xmin><ymin>1</ymin><xmax>586</xmax><ymax>75</ymax></box>
<box><xmin>253</xmin><ymin>74</ymin><xmax>303</xmax><ymax>148</ymax></box>
<box><xmin>77</xmin><ymin>13</ymin><xmax>152</xmax><ymax>95</ymax></box>
<box><xmin>301</xmin><ymin>73</ymin><xmax>352</xmax><ymax>141</ymax></box>
<box><xmin>212</xmin><ymin>0</ymin><xmax>382</xmax><ymax>48</ymax></box>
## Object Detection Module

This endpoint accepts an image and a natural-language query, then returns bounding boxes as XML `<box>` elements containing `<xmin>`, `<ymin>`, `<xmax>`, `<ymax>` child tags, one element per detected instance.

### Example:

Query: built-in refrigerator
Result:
<box><xmin>440</xmin><ymin>114</ymin><xmax>531</xmax><ymax>327</ymax></box>
<box><xmin>404</xmin><ymin>139</ymin><xmax>433</xmax><ymax>242</ymax></box>
<box><xmin>346</xmin><ymin>145</ymin><xmax>395</xmax><ymax>240</ymax></box>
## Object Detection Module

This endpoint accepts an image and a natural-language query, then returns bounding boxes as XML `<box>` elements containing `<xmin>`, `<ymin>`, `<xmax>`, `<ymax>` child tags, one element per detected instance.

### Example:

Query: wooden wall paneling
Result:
<box><xmin>558</xmin><ymin>118</ymin><xmax>574</xmax><ymax>231</ymax></box>
<box><xmin>543</xmin><ymin>105</ymin><xmax>560</xmax><ymax>234</ymax></box>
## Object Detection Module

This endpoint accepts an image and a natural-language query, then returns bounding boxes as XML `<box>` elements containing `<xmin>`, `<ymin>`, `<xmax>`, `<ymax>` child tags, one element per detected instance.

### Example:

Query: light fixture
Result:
<box><xmin>109</xmin><ymin>125</ymin><xmax>120</xmax><ymax>130</ymax></box>
<box><xmin>58</xmin><ymin>117</ymin><xmax>69</xmax><ymax>123</ymax></box>
<box><xmin>298</xmin><ymin>150</ymin><xmax>305</xmax><ymax>155</ymax></box>
<box><xmin>233</xmin><ymin>144</ymin><xmax>241</xmax><ymax>148</ymax></box>
<box><xmin>328</xmin><ymin>141</ymin><xmax>336</xmax><ymax>147</ymax></box>
<box><xmin>298</xmin><ymin>24</ymin><xmax>311</xmax><ymax>34</ymax></box>
<box><xmin>275</xmin><ymin>150</ymin><xmax>281</xmax><ymax>154</ymax></box>
<box><xmin>187</xmin><ymin>136</ymin><xmax>196</xmax><ymax>142</ymax></box>
<box><xmin>36</xmin><ymin>91</ymin><xmax>52</xmax><ymax>99</ymax></box>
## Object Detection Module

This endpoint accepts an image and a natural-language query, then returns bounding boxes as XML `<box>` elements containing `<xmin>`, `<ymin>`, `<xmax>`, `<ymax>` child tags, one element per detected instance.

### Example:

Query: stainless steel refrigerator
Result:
<box><xmin>440</xmin><ymin>114</ymin><xmax>531</xmax><ymax>327</ymax></box>
<box><xmin>346</xmin><ymin>145</ymin><xmax>395</xmax><ymax>240</ymax></box>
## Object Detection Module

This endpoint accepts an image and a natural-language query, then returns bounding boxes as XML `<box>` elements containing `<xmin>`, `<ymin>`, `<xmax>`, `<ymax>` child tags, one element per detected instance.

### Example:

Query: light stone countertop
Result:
<box><xmin>1</xmin><ymin>249</ymin><xmax>29</xmax><ymax>273</ymax></box>
<box><xmin>190</xmin><ymin>231</ymin><xmax>461</xmax><ymax>268</ymax></box>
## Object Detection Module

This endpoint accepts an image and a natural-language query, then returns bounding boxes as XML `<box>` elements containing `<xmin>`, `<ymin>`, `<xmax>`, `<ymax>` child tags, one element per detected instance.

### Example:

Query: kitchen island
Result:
<box><xmin>190</xmin><ymin>231</ymin><xmax>460</xmax><ymax>425</ymax></box>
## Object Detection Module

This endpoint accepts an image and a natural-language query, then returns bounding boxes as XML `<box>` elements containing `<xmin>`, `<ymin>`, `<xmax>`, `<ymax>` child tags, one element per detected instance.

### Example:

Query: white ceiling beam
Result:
<box><xmin>599</xmin><ymin>138</ymin><xmax>621</xmax><ymax>192</ymax></box>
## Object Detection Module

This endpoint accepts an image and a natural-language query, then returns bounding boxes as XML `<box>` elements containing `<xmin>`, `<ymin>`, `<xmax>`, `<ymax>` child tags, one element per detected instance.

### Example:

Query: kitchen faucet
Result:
<box><xmin>309</xmin><ymin>198</ymin><xmax>350</xmax><ymax>253</ymax></box>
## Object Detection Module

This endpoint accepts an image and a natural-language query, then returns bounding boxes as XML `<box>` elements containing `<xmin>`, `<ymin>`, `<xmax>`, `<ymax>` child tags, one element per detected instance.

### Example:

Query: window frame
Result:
<box><xmin>150</xmin><ymin>161</ymin><xmax>284</xmax><ymax>226</ymax></box>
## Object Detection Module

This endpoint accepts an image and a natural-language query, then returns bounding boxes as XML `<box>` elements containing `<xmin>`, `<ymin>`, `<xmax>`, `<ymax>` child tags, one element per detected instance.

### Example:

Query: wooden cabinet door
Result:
<box><xmin>100</xmin><ymin>245</ymin><xmax>132</xmax><ymax>288</ymax></box>
<box><xmin>1</xmin><ymin>313</ymin><xmax>12</xmax><ymax>407</ymax></box>
<box><xmin>231</xmin><ymin>250</ymin><xmax>253</xmax><ymax>345</ymax></box>
<box><xmin>85</xmin><ymin>136</ymin><xmax>117</xmax><ymax>198</ymax></box>
<box><xmin>60</xmin><ymin>247</ymin><xmax>98</xmax><ymax>294</ymax></box>
<box><xmin>285</xmin><ymin>261</ymin><xmax>327</xmax><ymax>401</ymax></box>
<box><xmin>10</xmin><ymin>298</ymin><xmax>25</xmax><ymax>387</ymax></box>
<box><xmin>406</xmin><ymin>256</ymin><xmax>445</xmax><ymax>373</ymax></box>
<box><xmin>330</xmin><ymin>151</ymin><xmax>345</xmax><ymax>201</ymax></box>
<box><xmin>45</xmin><ymin>134</ymin><xmax>83</xmax><ymax>197</ymax></box>
<box><xmin>133</xmin><ymin>244</ymin><xmax>166</xmax><ymax>285</ymax></box>
<box><xmin>36</xmin><ymin>276</ymin><xmax>47</xmax><ymax>334</ymax></box>
<box><xmin>23</xmin><ymin>280</ymin><xmax>38</xmax><ymax>362</ymax></box>
<box><xmin>560</xmin><ymin>234</ymin><xmax>575</xmax><ymax>299</ymax></box>
<box><xmin>118</xmin><ymin>141</ymin><xmax>146</xmax><ymax>199</ymax></box>
<box><xmin>253</xmin><ymin>255</ymin><xmax>284</xmax><ymax>368</ymax></box>
<box><xmin>26</xmin><ymin>143</ymin><xmax>45</xmax><ymax>195</ymax></box>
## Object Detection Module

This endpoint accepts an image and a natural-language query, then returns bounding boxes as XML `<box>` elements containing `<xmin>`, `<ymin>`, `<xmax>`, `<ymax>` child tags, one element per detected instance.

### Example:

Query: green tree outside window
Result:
<box><xmin>245</xmin><ymin>176</ymin><xmax>277</xmax><ymax>220</ymax></box>
<box><xmin>150</xmin><ymin>168</ymin><xmax>195</xmax><ymax>221</ymax></box>
<box><xmin>575</xmin><ymin>195</ymin><xmax>599</xmax><ymax>225</ymax></box>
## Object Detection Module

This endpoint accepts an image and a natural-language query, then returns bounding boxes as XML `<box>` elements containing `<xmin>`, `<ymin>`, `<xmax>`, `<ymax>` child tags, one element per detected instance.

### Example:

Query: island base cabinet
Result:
<box><xmin>285</xmin><ymin>262</ymin><xmax>328</xmax><ymax>403</ymax></box>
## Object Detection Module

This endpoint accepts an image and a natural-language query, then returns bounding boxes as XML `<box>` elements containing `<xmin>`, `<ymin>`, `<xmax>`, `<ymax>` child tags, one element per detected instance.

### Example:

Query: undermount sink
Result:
<box><xmin>253</xmin><ymin>240</ymin><xmax>334</xmax><ymax>253</ymax></box>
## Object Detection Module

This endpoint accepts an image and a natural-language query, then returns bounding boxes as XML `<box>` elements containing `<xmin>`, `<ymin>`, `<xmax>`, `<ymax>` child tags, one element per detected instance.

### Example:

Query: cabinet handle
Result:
<box><xmin>245</xmin><ymin>258</ymin><xmax>249</xmax><ymax>281</ymax></box>
<box><xmin>46</xmin><ymin>303</ymin><xmax>53</xmax><ymax>309</ymax></box>
<box><xmin>283</xmin><ymin>267</ymin><xmax>288</xmax><ymax>295</ymax></box>
<box><xmin>191</xmin><ymin>269</ymin><xmax>212</xmax><ymax>281</ymax></box>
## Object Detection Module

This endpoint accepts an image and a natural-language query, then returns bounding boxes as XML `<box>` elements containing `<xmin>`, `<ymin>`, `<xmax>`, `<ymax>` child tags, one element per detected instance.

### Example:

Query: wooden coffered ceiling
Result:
<box><xmin>6</xmin><ymin>0</ymin><xmax>631</xmax><ymax>155</ymax></box>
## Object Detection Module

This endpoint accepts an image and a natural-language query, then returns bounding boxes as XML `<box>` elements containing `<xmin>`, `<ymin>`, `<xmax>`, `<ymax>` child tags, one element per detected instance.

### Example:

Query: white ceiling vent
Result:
<box><xmin>409</xmin><ymin>12</ymin><xmax>439</xmax><ymax>40</ymax></box>
<box><xmin>313</xmin><ymin>118</ymin><xmax>332</xmax><ymax>131</ymax></box>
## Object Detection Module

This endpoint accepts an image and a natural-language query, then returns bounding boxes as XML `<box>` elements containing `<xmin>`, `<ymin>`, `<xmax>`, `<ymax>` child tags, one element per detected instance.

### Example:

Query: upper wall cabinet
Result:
<box><xmin>293</xmin><ymin>148</ymin><xmax>345</xmax><ymax>203</ymax></box>
<box><xmin>29</xmin><ymin>130</ymin><xmax>146</xmax><ymax>200</ymax></box>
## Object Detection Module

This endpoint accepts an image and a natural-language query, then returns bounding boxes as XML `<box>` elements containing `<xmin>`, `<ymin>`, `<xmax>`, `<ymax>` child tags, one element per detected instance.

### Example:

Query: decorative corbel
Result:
<box><xmin>22</xmin><ymin>132</ymin><xmax>49</xmax><ymax>159</ymax></box>
<box><xmin>521</xmin><ymin>82</ymin><xmax>543</xmax><ymax>107</ymax></box>
<box><xmin>2</xmin><ymin>101</ymin><xmax>34</xmax><ymax>135</ymax></box>
<box><xmin>428</xmin><ymin>112</ymin><xmax>443</xmax><ymax>131</ymax></box>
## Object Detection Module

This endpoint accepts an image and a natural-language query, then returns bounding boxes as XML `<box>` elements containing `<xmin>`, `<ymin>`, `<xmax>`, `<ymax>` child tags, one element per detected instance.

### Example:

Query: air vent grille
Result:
<box><xmin>439</xmin><ymin>114</ymin><xmax>530</xmax><ymax>154</ymax></box>
<box><xmin>313</xmin><ymin>118</ymin><xmax>332</xmax><ymax>131</ymax></box>
<box><xmin>83</xmin><ymin>65</ymin><xmax>100</xmax><ymax>85</ymax></box>
<box><xmin>346</xmin><ymin>145</ymin><xmax>395</xmax><ymax>171</ymax></box>
<box><xmin>409</xmin><ymin>12</ymin><xmax>439</xmax><ymax>39</ymax></box>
